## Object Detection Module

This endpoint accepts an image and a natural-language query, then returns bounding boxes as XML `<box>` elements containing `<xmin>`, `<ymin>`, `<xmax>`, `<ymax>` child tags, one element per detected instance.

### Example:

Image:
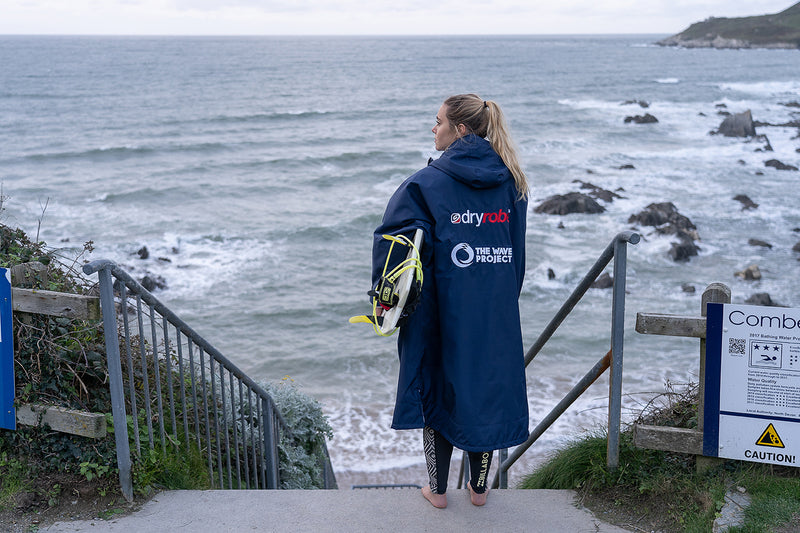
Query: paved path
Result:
<box><xmin>43</xmin><ymin>488</ymin><xmax>629</xmax><ymax>532</ymax></box>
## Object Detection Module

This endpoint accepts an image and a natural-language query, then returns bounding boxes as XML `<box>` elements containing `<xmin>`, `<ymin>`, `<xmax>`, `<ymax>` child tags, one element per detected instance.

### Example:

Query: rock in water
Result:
<box><xmin>745</xmin><ymin>293</ymin><xmax>782</xmax><ymax>306</ymax></box>
<box><xmin>591</xmin><ymin>272</ymin><xmax>613</xmax><ymax>289</ymax></box>
<box><xmin>716</xmin><ymin>110</ymin><xmax>756</xmax><ymax>137</ymax></box>
<box><xmin>765</xmin><ymin>159</ymin><xmax>799</xmax><ymax>171</ymax></box>
<box><xmin>629</xmin><ymin>202</ymin><xmax>701</xmax><ymax>262</ymax></box>
<box><xmin>624</xmin><ymin>113</ymin><xmax>658</xmax><ymax>124</ymax></box>
<box><xmin>747</xmin><ymin>238</ymin><xmax>772</xmax><ymax>249</ymax></box>
<box><xmin>733</xmin><ymin>194</ymin><xmax>758</xmax><ymax>210</ymax></box>
<box><xmin>735</xmin><ymin>264</ymin><xmax>762</xmax><ymax>281</ymax></box>
<box><xmin>533</xmin><ymin>192</ymin><xmax>605</xmax><ymax>215</ymax></box>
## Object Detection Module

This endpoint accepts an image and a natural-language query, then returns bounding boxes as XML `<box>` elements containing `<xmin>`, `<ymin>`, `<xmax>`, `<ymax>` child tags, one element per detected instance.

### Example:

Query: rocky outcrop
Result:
<box><xmin>657</xmin><ymin>3</ymin><xmax>800</xmax><ymax>49</ymax></box>
<box><xmin>628</xmin><ymin>202</ymin><xmax>700</xmax><ymax>262</ymax></box>
<box><xmin>735</xmin><ymin>264</ymin><xmax>762</xmax><ymax>281</ymax></box>
<box><xmin>622</xmin><ymin>99</ymin><xmax>649</xmax><ymax>108</ymax></box>
<box><xmin>668</xmin><ymin>240</ymin><xmax>700</xmax><ymax>262</ymax></box>
<box><xmin>533</xmin><ymin>192</ymin><xmax>605</xmax><ymax>215</ymax></box>
<box><xmin>745</xmin><ymin>293</ymin><xmax>783</xmax><ymax>306</ymax></box>
<box><xmin>591</xmin><ymin>272</ymin><xmax>613</xmax><ymax>289</ymax></box>
<box><xmin>748</xmin><ymin>238</ymin><xmax>772</xmax><ymax>249</ymax></box>
<box><xmin>751</xmin><ymin>134</ymin><xmax>773</xmax><ymax>152</ymax></box>
<box><xmin>624</xmin><ymin>113</ymin><xmax>658</xmax><ymax>124</ymax></box>
<box><xmin>628</xmin><ymin>202</ymin><xmax>698</xmax><ymax>238</ymax></box>
<box><xmin>765</xmin><ymin>159</ymin><xmax>799</xmax><ymax>171</ymax></box>
<box><xmin>715</xmin><ymin>110</ymin><xmax>756</xmax><ymax>137</ymax></box>
<box><xmin>141</xmin><ymin>274</ymin><xmax>168</xmax><ymax>292</ymax></box>
<box><xmin>573</xmin><ymin>180</ymin><xmax>624</xmax><ymax>203</ymax></box>
<box><xmin>733</xmin><ymin>194</ymin><xmax>758</xmax><ymax>210</ymax></box>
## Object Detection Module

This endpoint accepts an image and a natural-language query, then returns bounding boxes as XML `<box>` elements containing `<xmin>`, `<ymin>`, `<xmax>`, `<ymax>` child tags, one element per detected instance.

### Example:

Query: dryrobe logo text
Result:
<box><xmin>450</xmin><ymin>209</ymin><xmax>510</xmax><ymax>227</ymax></box>
<box><xmin>451</xmin><ymin>243</ymin><xmax>513</xmax><ymax>268</ymax></box>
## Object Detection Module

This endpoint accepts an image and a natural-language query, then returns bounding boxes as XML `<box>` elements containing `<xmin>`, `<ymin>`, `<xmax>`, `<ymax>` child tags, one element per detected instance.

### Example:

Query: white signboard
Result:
<box><xmin>703</xmin><ymin>303</ymin><xmax>800</xmax><ymax>467</ymax></box>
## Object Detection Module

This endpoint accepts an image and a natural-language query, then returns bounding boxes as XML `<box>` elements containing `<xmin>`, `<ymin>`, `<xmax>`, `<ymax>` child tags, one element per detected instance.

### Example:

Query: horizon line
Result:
<box><xmin>0</xmin><ymin>32</ymin><xmax>673</xmax><ymax>38</ymax></box>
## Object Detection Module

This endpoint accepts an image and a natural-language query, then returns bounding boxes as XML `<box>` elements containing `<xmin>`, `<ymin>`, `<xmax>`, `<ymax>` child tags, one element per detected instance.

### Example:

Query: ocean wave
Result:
<box><xmin>92</xmin><ymin>186</ymin><xmax>183</xmax><ymax>203</ymax></box>
<box><xmin>208</xmin><ymin>109</ymin><xmax>336</xmax><ymax>124</ymax></box>
<box><xmin>24</xmin><ymin>141</ymin><xmax>234</xmax><ymax>163</ymax></box>
<box><xmin>557</xmin><ymin>97</ymin><xmax>626</xmax><ymax>111</ymax></box>
<box><xmin>0</xmin><ymin>92</ymin><xmax>79</xmax><ymax>100</ymax></box>
<box><xmin>718</xmin><ymin>80</ymin><xmax>800</xmax><ymax>97</ymax></box>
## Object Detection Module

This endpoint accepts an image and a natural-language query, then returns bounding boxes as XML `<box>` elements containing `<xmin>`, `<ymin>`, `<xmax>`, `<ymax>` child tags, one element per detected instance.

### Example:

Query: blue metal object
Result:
<box><xmin>96</xmin><ymin>265</ymin><xmax>133</xmax><ymax>501</ymax></box>
<box><xmin>0</xmin><ymin>268</ymin><xmax>15</xmax><ymax>431</ymax></box>
<box><xmin>607</xmin><ymin>231</ymin><xmax>638</xmax><ymax>470</ymax></box>
<box><xmin>492</xmin><ymin>350</ymin><xmax>612</xmax><ymax>489</ymax></box>
<box><xmin>83</xmin><ymin>259</ymin><xmax>337</xmax><ymax>497</ymax></box>
<box><xmin>494</xmin><ymin>230</ymin><xmax>639</xmax><ymax>487</ymax></box>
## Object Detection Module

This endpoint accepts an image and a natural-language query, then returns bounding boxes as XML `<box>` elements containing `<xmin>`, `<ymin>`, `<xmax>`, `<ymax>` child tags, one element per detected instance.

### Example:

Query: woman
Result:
<box><xmin>372</xmin><ymin>94</ymin><xmax>529</xmax><ymax>508</ymax></box>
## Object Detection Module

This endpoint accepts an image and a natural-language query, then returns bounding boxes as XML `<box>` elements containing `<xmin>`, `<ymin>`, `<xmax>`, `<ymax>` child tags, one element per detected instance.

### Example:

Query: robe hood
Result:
<box><xmin>430</xmin><ymin>134</ymin><xmax>511</xmax><ymax>190</ymax></box>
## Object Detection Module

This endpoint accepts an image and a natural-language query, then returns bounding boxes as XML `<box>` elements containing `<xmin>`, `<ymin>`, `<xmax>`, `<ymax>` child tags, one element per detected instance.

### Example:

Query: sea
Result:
<box><xmin>2</xmin><ymin>34</ymin><xmax>800</xmax><ymax>488</ymax></box>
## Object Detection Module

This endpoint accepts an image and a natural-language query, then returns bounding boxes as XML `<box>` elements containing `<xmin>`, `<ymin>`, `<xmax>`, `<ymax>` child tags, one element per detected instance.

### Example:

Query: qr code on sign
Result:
<box><xmin>729</xmin><ymin>338</ymin><xmax>746</xmax><ymax>355</ymax></box>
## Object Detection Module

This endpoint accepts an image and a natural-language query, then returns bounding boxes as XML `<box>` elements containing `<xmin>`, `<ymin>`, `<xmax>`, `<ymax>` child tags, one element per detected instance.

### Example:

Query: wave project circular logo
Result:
<box><xmin>451</xmin><ymin>243</ymin><xmax>474</xmax><ymax>268</ymax></box>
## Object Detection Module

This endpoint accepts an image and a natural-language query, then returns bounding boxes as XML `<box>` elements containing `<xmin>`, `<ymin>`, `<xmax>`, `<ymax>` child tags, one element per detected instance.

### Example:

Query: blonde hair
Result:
<box><xmin>443</xmin><ymin>94</ymin><xmax>529</xmax><ymax>199</ymax></box>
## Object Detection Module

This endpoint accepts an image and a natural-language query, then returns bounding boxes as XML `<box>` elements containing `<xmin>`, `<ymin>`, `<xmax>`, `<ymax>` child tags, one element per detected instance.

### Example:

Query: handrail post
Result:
<box><xmin>492</xmin><ymin>350</ymin><xmax>612</xmax><ymax>489</ymax></box>
<box><xmin>498</xmin><ymin>448</ymin><xmax>508</xmax><ymax>488</ymax></box>
<box><xmin>606</xmin><ymin>232</ymin><xmax>638</xmax><ymax>471</ymax></box>
<box><xmin>262</xmin><ymin>397</ymin><xmax>279</xmax><ymax>489</ymax></box>
<box><xmin>96</xmin><ymin>265</ymin><xmax>133</xmax><ymax>502</ymax></box>
<box><xmin>490</xmin><ymin>231</ymin><xmax>639</xmax><ymax>486</ymax></box>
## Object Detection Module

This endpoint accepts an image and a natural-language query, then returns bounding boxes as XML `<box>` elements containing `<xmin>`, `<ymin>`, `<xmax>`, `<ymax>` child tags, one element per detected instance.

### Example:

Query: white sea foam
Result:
<box><xmin>718</xmin><ymin>80</ymin><xmax>800</xmax><ymax>97</ymax></box>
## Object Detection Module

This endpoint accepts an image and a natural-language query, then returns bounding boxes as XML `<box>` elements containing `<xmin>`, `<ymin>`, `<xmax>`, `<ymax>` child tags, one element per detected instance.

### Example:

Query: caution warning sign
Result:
<box><xmin>756</xmin><ymin>424</ymin><xmax>785</xmax><ymax>448</ymax></box>
<box><xmin>703</xmin><ymin>303</ymin><xmax>800</xmax><ymax>467</ymax></box>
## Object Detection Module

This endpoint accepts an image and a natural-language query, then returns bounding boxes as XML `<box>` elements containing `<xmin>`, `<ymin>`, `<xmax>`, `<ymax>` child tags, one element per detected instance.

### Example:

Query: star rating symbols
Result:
<box><xmin>751</xmin><ymin>342</ymin><xmax>781</xmax><ymax>365</ymax></box>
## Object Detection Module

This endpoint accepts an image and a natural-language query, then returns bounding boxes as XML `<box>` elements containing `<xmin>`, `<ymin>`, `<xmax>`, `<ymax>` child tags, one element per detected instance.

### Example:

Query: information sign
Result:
<box><xmin>0</xmin><ymin>268</ymin><xmax>15</xmax><ymax>430</ymax></box>
<box><xmin>704</xmin><ymin>303</ymin><xmax>800</xmax><ymax>466</ymax></box>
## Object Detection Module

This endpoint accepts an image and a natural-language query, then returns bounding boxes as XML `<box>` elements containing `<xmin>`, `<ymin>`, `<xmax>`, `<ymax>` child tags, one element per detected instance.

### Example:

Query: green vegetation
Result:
<box><xmin>659</xmin><ymin>2</ymin><xmax>800</xmax><ymax>48</ymax></box>
<box><xmin>132</xmin><ymin>439</ymin><xmax>211</xmax><ymax>493</ymax></box>
<box><xmin>0</xmin><ymin>222</ymin><xmax>117</xmax><ymax>478</ymax></box>
<box><xmin>0</xmin><ymin>452</ymin><xmax>29</xmax><ymax>508</ymax></box>
<box><xmin>1</xmin><ymin>215</ymin><xmax>334</xmax><ymax>528</ymax></box>
<box><xmin>263</xmin><ymin>378</ymin><xmax>334</xmax><ymax>490</ymax></box>
<box><xmin>519</xmin><ymin>384</ymin><xmax>800</xmax><ymax>532</ymax></box>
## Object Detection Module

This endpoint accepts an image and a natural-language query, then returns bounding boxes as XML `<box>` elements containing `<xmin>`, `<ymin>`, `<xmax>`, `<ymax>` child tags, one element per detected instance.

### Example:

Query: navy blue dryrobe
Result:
<box><xmin>372</xmin><ymin>134</ymin><xmax>529</xmax><ymax>452</ymax></box>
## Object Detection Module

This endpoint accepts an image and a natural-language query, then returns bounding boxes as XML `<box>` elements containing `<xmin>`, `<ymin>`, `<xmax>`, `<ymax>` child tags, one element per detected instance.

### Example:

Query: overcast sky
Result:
<box><xmin>2</xmin><ymin>0</ymin><xmax>796</xmax><ymax>36</ymax></box>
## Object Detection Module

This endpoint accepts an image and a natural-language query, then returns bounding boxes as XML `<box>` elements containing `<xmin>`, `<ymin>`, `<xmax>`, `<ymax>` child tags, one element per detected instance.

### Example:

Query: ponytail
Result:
<box><xmin>443</xmin><ymin>94</ymin><xmax>529</xmax><ymax>200</ymax></box>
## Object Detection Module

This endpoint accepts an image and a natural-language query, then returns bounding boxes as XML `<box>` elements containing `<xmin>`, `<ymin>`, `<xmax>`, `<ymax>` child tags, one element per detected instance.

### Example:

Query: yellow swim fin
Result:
<box><xmin>348</xmin><ymin>315</ymin><xmax>381</xmax><ymax>325</ymax></box>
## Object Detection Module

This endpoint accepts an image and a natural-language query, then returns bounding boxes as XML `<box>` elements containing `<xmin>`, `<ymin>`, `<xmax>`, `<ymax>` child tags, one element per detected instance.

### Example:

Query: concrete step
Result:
<box><xmin>43</xmin><ymin>488</ymin><xmax>628</xmax><ymax>532</ymax></box>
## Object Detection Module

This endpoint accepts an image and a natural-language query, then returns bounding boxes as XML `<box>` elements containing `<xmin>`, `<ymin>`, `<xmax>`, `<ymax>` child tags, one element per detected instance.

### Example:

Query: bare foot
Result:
<box><xmin>421</xmin><ymin>485</ymin><xmax>447</xmax><ymax>508</ymax></box>
<box><xmin>467</xmin><ymin>482</ymin><xmax>488</xmax><ymax>506</ymax></box>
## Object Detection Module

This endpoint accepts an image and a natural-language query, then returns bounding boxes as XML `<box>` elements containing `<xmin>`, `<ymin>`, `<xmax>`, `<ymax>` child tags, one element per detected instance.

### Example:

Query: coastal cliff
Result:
<box><xmin>658</xmin><ymin>2</ymin><xmax>800</xmax><ymax>49</ymax></box>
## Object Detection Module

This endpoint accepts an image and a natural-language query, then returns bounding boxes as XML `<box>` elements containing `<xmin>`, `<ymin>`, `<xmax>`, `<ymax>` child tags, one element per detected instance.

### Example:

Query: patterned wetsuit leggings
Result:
<box><xmin>423</xmin><ymin>426</ymin><xmax>493</xmax><ymax>495</ymax></box>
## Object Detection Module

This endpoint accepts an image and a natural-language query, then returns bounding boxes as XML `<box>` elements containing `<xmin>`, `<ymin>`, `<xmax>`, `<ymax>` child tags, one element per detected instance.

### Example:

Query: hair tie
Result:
<box><xmin>483</xmin><ymin>101</ymin><xmax>488</xmax><ymax>108</ymax></box>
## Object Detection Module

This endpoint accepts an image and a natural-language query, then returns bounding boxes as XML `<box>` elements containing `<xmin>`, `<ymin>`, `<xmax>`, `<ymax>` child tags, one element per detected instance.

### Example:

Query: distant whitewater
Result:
<box><xmin>2</xmin><ymin>35</ymin><xmax>799</xmax><ymax>486</ymax></box>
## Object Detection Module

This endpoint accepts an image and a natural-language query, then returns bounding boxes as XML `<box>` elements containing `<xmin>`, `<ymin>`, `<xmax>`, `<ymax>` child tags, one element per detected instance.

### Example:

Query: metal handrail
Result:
<box><xmin>83</xmin><ymin>259</ymin><xmax>336</xmax><ymax>499</ymax></box>
<box><xmin>490</xmin><ymin>230</ymin><xmax>639</xmax><ymax>489</ymax></box>
<box><xmin>84</xmin><ymin>260</ymin><xmax>286</xmax><ymax>426</ymax></box>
